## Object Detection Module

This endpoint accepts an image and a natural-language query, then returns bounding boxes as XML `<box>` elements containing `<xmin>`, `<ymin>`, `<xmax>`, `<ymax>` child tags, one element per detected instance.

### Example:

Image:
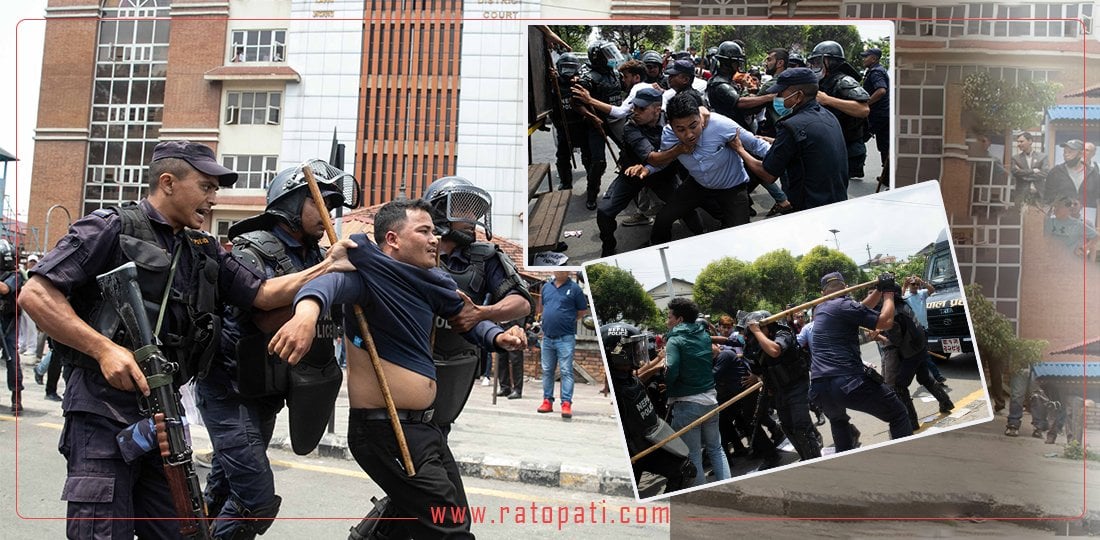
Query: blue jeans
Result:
<box><xmin>670</xmin><ymin>400</ymin><xmax>730</xmax><ymax>486</ymax></box>
<box><xmin>1008</xmin><ymin>366</ymin><xmax>1040</xmax><ymax>430</ymax></box>
<box><xmin>540</xmin><ymin>334</ymin><xmax>576</xmax><ymax>403</ymax></box>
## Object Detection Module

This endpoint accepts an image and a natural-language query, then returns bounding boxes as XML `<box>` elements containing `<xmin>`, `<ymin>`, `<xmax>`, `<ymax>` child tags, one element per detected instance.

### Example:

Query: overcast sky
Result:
<box><xmin>589</xmin><ymin>182</ymin><xmax>949</xmax><ymax>291</ymax></box>
<box><xmin>1</xmin><ymin>2</ymin><xmax>47</xmax><ymax>222</ymax></box>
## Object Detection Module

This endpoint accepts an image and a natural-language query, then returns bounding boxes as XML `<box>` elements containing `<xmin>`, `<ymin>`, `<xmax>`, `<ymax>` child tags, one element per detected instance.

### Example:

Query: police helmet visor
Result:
<box><xmin>596</xmin><ymin>43</ymin><xmax>626</xmax><ymax>69</ymax></box>
<box><xmin>275</xmin><ymin>160</ymin><xmax>361</xmax><ymax>210</ymax></box>
<box><xmin>608</xmin><ymin>333</ymin><xmax>650</xmax><ymax>370</ymax></box>
<box><xmin>431</xmin><ymin>183</ymin><xmax>493</xmax><ymax>239</ymax></box>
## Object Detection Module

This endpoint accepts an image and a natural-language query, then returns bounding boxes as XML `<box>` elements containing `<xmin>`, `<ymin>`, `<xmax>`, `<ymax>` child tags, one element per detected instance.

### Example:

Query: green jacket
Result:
<box><xmin>664</xmin><ymin>321</ymin><xmax>716</xmax><ymax>398</ymax></box>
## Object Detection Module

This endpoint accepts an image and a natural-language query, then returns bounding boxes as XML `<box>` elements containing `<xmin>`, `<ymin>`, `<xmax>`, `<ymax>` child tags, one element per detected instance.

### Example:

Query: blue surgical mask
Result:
<box><xmin>773</xmin><ymin>96</ymin><xmax>790</xmax><ymax>117</ymax></box>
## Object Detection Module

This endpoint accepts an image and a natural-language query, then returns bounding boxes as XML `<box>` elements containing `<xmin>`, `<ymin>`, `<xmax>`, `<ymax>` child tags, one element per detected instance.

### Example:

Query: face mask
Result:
<box><xmin>773</xmin><ymin>96</ymin><xmax>790</xmax><ymax>117</ymax></box>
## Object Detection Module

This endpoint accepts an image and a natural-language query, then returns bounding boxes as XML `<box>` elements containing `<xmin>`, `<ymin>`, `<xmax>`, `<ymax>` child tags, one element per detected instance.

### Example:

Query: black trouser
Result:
<box><xmin>716</xmin><ymin>386</ymin><xmax>747</xmax><ymax>454</ymax></box>
<box><xmin>597</xmin><ymin>169</ymin><xmax>702</xmax><ymax>256</ymax></box>
<box><xmin>870</xmin><ymin>118</ymin><xmax>889</xmax><ymax>180</ymax></box>
<box><xmin>882</xmin><ymin>346</ymin><xmax>951</xmax><ymax>428</ymax></box>
<box><xmin>770</xmin><ymin>379</ymin><xmax>820</xmax><ymax>460</ymax></box>
<box><xmin>347</xmin><ymin>409</ymin><xmax>473</xmax><ymax>539</ymax></box>
<box><xmin>495</xmin><ymin>349</ymin><xmax>524</xmax><ymax>395</ymax></box>
<box><xmin>651</xmin><ymin>179</ymin><xmax>750</xmax><ymax>245</ymax></box>
<box><xmin>555</xmin><ymin>120</ymin><xmax>605</xmax><ymax>203</ymax></box>
<box><xmin>738</xmin><ymin>391</ymin><xmax>782</xmax><ymax>457</ymax></box>
<box><xmin>45</xmin><ymin>351</ymin><xmax>62</xmax><ymax>395</ymax></box>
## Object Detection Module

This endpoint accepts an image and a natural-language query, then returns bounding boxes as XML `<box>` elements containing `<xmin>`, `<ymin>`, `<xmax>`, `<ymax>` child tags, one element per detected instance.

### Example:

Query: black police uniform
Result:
<box><xmin>744</xmin><ymin>326</ymin><xmax>821</xmax><ymax>460</ymax></box>
<box><xmin>31</xmin><ymin>200</ymin><xmax>264</xmax><ymax>539</ymax></box>
<box><xmin>613</xmin><ymin>369</ymin><xmax>693</xmax><ymax>492</ymax></box>
<box><xmin>432</xmin><ymin>242</ymin><xmax>530</xmax><ymax>429</ymax></box>
<box><xmin>197</xmin><ymin>226</ymin><xmax>336</xmax><ymax>538</ymax></box>
<box><xmin>819</xmin><ymin>68</ymin><xmax>871</xmax><ymax>179</ymax></box>
<box><xmin>879</xmin><ymin>301</ymin><xmax>953</xmax><ymax>429</ymax></box>
<box><xmin>761</xmin><ymin>97</ymin><xmax>849</xmax><ymax>210</ymax></box>
<box><xmin>862</xmin><ymin>63</ymin><xmax>890</xmax><ymax>170</ymax></box>
<box><xmin>1</xmin><ymin>268</ymin><xmax>23</xmax><ymax>407</ymax></box>
<box><xmin>707</xmin><ymin>74</ymin><xmax>757</xmax><ymax>132</ymax></box>
<box><xmin>577</xmin><ymin>65</ymin><xmax>623</xmax><ymax>206</ymax></box>
<box><xmin>549</xmin><ymin>70</ymin><xmax>593</xmax><ymax>191</ymax></box>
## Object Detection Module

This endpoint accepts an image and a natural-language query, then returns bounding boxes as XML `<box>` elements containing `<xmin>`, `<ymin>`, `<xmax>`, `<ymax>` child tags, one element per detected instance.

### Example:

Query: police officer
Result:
<box><xmin>808</xmin><ymin>271</ymin><xmax>912</xmax><ymax>453</ymax></box>
<box><xmin>707</xmin><ymin>41</ymin><xmax>758</xmax><ymax>132</ymax></box>
<box><xmin>640</xmin><ymin>50</ymin><xmax>667</xmax><ymax>87</ymax></box>
<box><xmin>197</xmin><ymin>162</ymin><xmax>354</xmax><ymax>539</ymax></box>
<box><xmin>577</xmin><ymin>39</ymin><xmax>626</xmax><ymax>210</ymax></box>
<box><xmin>0</xmin><ymin>240</ymin><xmax>23</xmax><ymax>414</ymax></box>
<box><xmin>808</xmin><ymin>41</ymin><xmax>871</xmax><ymax>181</ymax></box>
<box><xmin>603</xmin><ymin>322</ymin><xmax>695</xmax><ymax>493</ymax></box>
<box><xmin>20</xmin><ymin>141</ymin><xmax>354</xmax><ymax>539</ymax></box>
<box><xmin>860</xmin><ymin>47</ymin><xmax>890</xmax><ymax>186</ymax></box>
<box><xmin>874</xmin><ymin>292</ymin><xmax>954</xmax><ymax>431</ymax></box>
<box><xmin>732</xmin><ymin>68</ymin><xmax>849</xmax><ymax>211</ymax></box>
<box><xmin>424</xmin><ymin>176</ymin><xmax>534</xmax><ymax>430</ymax></box>
<box><xmin>743</xmin><ymin>311</ymin><xmax>822</xmax><ymax>461</ymax></box>
<box><xmin>549</xmin><ymin>52</ymin><xmax>590</xmax><ymax>193</ymax></box>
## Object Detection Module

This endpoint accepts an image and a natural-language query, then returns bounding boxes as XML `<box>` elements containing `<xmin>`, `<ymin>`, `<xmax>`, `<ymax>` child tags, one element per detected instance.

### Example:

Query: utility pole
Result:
<box><xmin>866</xmin><ymin>243</ymin><xmax>873</xmax><ymax>267</ymax></box>
<box><xmin>828</xmin><ymin>229</ymin><xmax>840</xmax><ymax>251</ymax></box>
<box><xmin>659</xmin><ymin>246</ymin><xmax>675</xmax><ymax>301</ymax></box>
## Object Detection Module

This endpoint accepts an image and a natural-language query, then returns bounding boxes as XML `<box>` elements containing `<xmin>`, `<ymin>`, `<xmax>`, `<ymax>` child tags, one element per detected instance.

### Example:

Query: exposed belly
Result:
<box><xmin>346</xmin><ymin>344</ymin><xmax>436</xmax><ymax>410</ymax></box>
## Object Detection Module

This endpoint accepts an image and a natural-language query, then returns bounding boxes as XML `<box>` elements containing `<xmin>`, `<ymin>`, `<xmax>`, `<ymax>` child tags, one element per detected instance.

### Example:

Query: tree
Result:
<box><xmin>699</xmin><ymin>25</ymin><xmax>808</xmax><ymax>66</ymax></box>
<box><xmin>962</xmin><ymin>72</ymin><xmax>1060</xmax><ymax>138</ymax></box>
<box><xmin>804</xmin><ymin>25</ymin><xmax>864</xmax><ymax>66</ymax></box>
<box><xmin>753</xmin><ymin>249</ymin><xmax>802</xmax><ymax>308</ymax></box>
<box><xmin>603</xmin><ymin>26</ymin><xmax>674</xmax><ymax>56</ymax></box>
<box><xmin>965</xmin><ymin>284</ymin><xmax>1046</xmax><ymax>372</ymax></box>
<box><xmin>586</xmin><ymin>263</ymin><xmax>659</xmax><ymax>327</ymax></box>
<box><xmin>796</xmin><ymin>245</ymin><xmax>861</xmax><ymax>295</ymax></box>
<box><xmin>549</xmin><ymin>25</ymin><xmax>591</xmax><ymax>53</ymax></box>
<box><xmin>693</xmin><ymin>257</ymin><xmax>759</xmax><ymax>317</ymax></box>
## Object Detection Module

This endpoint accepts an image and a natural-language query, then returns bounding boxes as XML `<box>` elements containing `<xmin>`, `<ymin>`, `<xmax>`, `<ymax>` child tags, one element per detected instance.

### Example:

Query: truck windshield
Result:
<box><xmin>927</xmin><ymin>252</ymin><xmax>957</xmax><ymax>285</ymax></box>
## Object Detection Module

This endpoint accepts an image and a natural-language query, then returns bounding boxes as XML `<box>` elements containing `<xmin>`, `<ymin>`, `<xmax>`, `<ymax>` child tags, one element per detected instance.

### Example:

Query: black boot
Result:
<box><xmin>930</xmin><ymin>382</ymin><xmax>954</xmax><ymax>414</ymax></box>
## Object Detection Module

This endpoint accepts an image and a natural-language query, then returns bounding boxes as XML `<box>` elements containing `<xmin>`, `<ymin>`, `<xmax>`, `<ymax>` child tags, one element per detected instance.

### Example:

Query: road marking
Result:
<box><xmin>914</xmin><ymin>387</ymin><xmax>986</xmax><ymax>434</ymax></box>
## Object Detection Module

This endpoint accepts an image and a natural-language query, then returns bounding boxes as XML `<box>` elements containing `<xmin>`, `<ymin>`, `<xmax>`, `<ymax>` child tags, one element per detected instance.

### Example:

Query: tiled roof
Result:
<box><xmin>1045</xmin><ymin>105</ymin><xmax>1100</xmax><ymax>122</ymax></box>
<box><xmin>1048</xmin><ymin>336</ymin><xmax>1100</xmax><ymax>357</ymax></box>
<box><xmin>1032</xmin><ymin>362</ymin><xmax>1100</xmax><ymax>379</ymax></box>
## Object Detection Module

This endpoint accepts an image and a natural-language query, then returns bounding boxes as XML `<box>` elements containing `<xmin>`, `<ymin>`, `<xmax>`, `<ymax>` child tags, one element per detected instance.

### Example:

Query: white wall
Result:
<box><xmin>279</xmin><ymin>1</ymin><xmax>363</xmax><ymax>176</ymax></box>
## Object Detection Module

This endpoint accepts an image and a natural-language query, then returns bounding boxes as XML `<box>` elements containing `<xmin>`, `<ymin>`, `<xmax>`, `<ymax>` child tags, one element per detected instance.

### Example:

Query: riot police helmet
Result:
<box><xmin>641</xmin><ymin>50</ymin><xmax>663</xmax><ymax>67</ymax></box>
<box><xmin>0</xmin><ymin>240</ymin><xmax>15</xmax><ymax>272</ymax></box>
<box><xmin>601</xmin><ymin>322</ymin><xmax>649</xmax><ymax>372</ymax></box>
<box><xmin>715</xmin><ymin>41</ymin><xmax>745</xmax><ymax>70</ymax></box>
<box><xmin>556</xmin><ymin>52</ymin><xmax>582</xmax><ymax>78</ymax></box>
<box><xmin>587</xmin><ymin>40</ymin><xmax>625</xmax><ymax>73</ymax></box>
<box><xmin>265</xmin><ymin>162</ymin><xmax>351</xmax><ymax>232</ymax></box>
<box><xmin>808</xmin><ymin>40</ymin><xmax>846</xmax><ymax>75</ymax></box>
<box><xmin>424</xmin><ymin>176</ymin><xmax>493</xmax><ymax>247</ymax></box>
<box><xmin>787</xmin><ymin>51</ymin><xmax>807</xmax><ymax>68</ymax></box>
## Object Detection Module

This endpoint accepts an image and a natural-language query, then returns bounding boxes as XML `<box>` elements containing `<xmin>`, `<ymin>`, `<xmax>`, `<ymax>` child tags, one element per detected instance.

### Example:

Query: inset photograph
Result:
<box><xmin>583</xmin><ymin>182</ymin><xmax>991</xmax><ymax>500</ymax></box>
<box><xmin>527</xmin><ymin>22</ymin><xmax>893</xmax><ymax>266</ymax></box>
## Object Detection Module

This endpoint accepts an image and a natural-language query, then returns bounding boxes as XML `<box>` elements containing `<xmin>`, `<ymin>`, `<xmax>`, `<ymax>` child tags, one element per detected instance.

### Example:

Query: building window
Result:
<box><xmin>85</xmin><ymin>0</ymin><xmax>170</xmax><ymax>215</ymax></box>
<box><xmin>222</xmin><ymin>155</ymin><xmax>278</xmax><ymax>190</ymax></box>
<box><xmin>693</xmin><ymin>0</ymin><xmax>770</xmax><ymax>18</ymax></box>
<box><xmin>230</xmin><ymin>29</ymin><xmax>287</xmax><ymax>63</ymax></box>
<box><xmin>225</xmin><ymin>91</ymin><xmax>282</xmax><ymax>125</ymax></box>
<box><xmin>215</xmin><ymin>219</ymin><xmax>238</xmax><ymax>245</ymax></box>
<box><xmin>850</xmin><ymin>2</ymin><xmax>1091</xmax><ymax>39</ymax></box>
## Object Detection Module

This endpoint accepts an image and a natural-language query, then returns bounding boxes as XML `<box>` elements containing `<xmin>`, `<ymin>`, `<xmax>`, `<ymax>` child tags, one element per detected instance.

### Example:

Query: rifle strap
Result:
<box><xmin>154</xmin><ymin>244</ymin><xmax>183</xmax><ymax>337</ymax></box>
<box><xmin>135</xmin><ymin>345</ymin><xmax>172</xmax><ymax>389</ymax></box>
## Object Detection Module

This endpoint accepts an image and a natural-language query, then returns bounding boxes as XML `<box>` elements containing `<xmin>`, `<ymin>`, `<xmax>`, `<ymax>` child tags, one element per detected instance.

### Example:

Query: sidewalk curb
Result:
<box><xmin>265</xmin><ymin>437</ymin><xmax>634</xmax><ymax>497</ymax></box>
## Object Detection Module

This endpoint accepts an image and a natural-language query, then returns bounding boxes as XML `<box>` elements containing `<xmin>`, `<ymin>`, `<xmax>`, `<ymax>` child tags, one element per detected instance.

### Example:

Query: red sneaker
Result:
<box><xmin>561</xmin><ymin>401</ymin><xmax>572</xmax><ymax>419</ymax></box>
<box><xmin>537</xmin><ymin>399</ymin><xmax>553</xmax><ymax>413</ymax></box>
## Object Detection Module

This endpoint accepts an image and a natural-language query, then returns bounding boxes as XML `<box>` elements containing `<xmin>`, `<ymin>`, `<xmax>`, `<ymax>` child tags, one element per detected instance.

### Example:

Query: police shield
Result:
<box><xmin>286</xmin><ymin>356</ymin><xmax>342</xmax><ymax>455</ymax></box>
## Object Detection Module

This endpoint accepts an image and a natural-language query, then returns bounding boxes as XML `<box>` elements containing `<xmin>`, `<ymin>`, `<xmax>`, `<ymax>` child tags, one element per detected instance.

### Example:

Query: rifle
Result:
<box><xmin>98</xmin><ymin>262</ymin><xmax>210</xmax><ymax>539</ymax></box>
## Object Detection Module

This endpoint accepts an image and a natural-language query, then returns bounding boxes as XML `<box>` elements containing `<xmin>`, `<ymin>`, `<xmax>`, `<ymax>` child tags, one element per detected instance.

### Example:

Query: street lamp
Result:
<box><xmin>828</xmin><ymin>229</ymin><xmax>840</xmax><ymax>250</ymax></box>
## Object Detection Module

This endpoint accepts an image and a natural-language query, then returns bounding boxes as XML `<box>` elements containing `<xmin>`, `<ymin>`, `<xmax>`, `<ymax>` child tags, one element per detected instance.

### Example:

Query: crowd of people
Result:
<box><xmin>13</xmin><ymin>140</ymin><xmax>534</xmax><ymax>539</ymax></box>
<box><xmin>604</xmin><ymin>271</ymin><xmax>958</xmax><ymax>493</ymax></box>
<box><xmin>545</xmin><ymin>35</ymin><xmax>890</xmax><ymax>257</ymax></box>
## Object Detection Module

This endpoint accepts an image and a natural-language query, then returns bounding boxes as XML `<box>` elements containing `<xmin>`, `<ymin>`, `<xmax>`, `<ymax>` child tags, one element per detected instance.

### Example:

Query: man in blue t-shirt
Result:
<box><xmin>809</xmin><ymin>271</ymin><xmax>912</xmax><ymax>452</ymax></box>
<box><xmin>537</xmin><ymin>271</ymin><xmax>589</xmax><ymax>419</ymax></box>
<box><xmin>270</xmin><ymin>199</ymin><xmax>526</xmax><ymax>539</ymax></box>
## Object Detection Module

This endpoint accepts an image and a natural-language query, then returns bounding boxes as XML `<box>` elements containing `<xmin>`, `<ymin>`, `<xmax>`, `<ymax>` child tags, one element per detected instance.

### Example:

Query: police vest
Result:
<box><xmin>821</xmin><ymin>73</ymin><xmax>868</xmax><ymax>144</ymax></box>
<box><xmin>581</xmin><ymin>67</ymin><xmax>623</xmax><ymax>107</ymax></box>
<box><xmin>56</xmin><ymin>203</ymin><xmax>222</xmax><ymax>383</ymax></box>
<box><xmin>707</xmin><ymin>75</ymin><xmax>757</xmax><ymax>132</ymax></box>
<box><xmin>231</xmin><ymin>230</ymin><xmax>338</xmax><ymax>367</ymax></box>
<box><xmin>0</xmin><ymin>271</ymin><xmax>16</xmax><ymax>319</ymax></box>
<box><xmin>612</xmin><ymin>372</ymin><xmax>660</xmax><ymax>454</ymax></box>
<box><xmin>747</xmin><ymin>328</ymin><xmax>809</xmax><ymax>393</ymax></box>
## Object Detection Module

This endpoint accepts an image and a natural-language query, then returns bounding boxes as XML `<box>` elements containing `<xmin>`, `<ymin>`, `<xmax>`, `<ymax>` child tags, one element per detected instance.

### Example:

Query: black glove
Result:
<box><xmin>875</xmin><ymin>272</ymin><xmax>897</xmax><ymax>293</ymax></box>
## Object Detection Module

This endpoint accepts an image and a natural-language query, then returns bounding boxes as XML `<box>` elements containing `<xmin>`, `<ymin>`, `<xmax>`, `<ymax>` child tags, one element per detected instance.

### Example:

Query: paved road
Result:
<box><xmin>528</xmin><ymin>123</ymin><xmax>883</xmax><ymax>266</ymax></box>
